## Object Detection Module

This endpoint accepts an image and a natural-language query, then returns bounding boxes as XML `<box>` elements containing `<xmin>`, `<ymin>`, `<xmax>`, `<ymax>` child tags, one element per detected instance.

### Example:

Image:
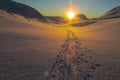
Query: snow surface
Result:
<box><xmin>0</xmin><ymin>10</ymin><xmax>120</xmax><ymax>80</ymax></box>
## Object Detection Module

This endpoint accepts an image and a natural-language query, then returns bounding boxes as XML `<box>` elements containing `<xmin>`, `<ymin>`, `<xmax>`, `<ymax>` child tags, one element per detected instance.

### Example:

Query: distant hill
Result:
<box><xmin>46</xmin><ymin>16</ymin><xmax>67</xmax><ymax>24</ymax></box>
<box><xmin>0</xmin><ymin>0</ymin><xmax>47</xmax><ymax>22</ymax></box>
<box><xmin>100</xmin><ymin>6</ymin><xmax>120</xmax><ymax>19</ymax></box>
<box><xmin>75</xmin><ymin>14</ymin><xmax>88</xmax><ymax>20</ymax></box>
<box><xmin>47</xmin><ymin>14</ymin><xmax>88</xmax><ymax>23</ymax></box>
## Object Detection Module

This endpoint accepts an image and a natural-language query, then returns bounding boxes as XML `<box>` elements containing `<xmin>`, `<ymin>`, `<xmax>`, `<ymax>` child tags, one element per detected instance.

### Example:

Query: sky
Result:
<box><xmin>13</xmin><ymin>0</ymin><xmax>120</xmax><ymax>18</ymax></box>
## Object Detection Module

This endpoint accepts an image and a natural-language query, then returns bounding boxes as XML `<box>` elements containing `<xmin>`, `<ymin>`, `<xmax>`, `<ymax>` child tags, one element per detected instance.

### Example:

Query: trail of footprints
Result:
<box><xmin>46</xmin><ymin>30</ymin><xmax>101</xmax><ymax>80</ymax></box>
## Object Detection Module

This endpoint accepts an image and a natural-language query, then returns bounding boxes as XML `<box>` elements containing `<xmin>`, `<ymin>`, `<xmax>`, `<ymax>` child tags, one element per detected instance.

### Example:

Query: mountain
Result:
<box><xmin>0</xmin><ymin>0</ymin><xmax>47</xmax><ymax>22</ymax></box>
<box><xmin>46</xmin><ymin>16</ymin><xmax>67</xmax><ymax>24</ymax></box>
<box><xmin>75</xmin><ymin>14</ymin><xmax>88</xmax><ymax>20</ymax></box>
<box><xmin>100</xmin><ymin>6</ymin><xmax>120</xmax><ymax>19</ymax></box>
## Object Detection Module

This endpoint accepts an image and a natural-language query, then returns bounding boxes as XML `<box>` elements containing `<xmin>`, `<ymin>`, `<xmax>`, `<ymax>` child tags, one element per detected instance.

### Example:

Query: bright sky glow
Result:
<box><xmin>67</xmin><ymin>11</ymin><xmax>75</xmax><ymax>19</ymax></box>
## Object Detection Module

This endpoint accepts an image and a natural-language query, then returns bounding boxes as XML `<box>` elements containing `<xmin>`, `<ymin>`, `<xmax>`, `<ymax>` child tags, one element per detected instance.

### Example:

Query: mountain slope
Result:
<box><xmin>46</xmin><ymin>16</ymin><xmax>67</xmax><ymax>23</ymax></box>
<box><xmin>0</xmin><ymin>0</ymin><xmax>47</xmax><ymax>22</ymax></box>
<box><xmin>100</xmin><ymin>6</ymin><xmax>120</xmax><ymax>19</ymax></box>
<box><xmin>75</xmin><ymin>14</ymin><xmax>88</xmax><ymax>20</ymax></box>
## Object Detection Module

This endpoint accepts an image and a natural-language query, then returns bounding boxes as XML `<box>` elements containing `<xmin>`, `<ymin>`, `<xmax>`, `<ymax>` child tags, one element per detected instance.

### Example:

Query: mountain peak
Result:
<box><xmin>75</xmin><ymin>14</ymin><xmax>88</xmax><ymax>21</ymax></box>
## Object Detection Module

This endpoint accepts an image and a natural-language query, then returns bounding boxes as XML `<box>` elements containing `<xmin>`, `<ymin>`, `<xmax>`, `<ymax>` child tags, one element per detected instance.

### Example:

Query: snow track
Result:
<box><xmin>46</xmin><ymin>30</ymin><xmax>101</xmax><ymax>80</ymax></box>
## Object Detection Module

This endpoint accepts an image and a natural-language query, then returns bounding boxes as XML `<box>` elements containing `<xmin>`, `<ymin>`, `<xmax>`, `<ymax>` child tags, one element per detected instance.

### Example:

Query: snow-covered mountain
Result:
<box><xmin>75</xmin><ymin>14</ymin><xmax>88</xmax><ymax>20</ymax></box>
<box><xmin>100</xmin><ymin>6</ymin><xmax>120</xmax><ymax>19</ymax></box>
<box><xmin>46</xmin><ymin>16</ymin><xmax>67</xmax><ymax>23</ymax></box>
<box><xmin>0</xmin><ymin>0</ymin><xmax>47</xmax><ymax>22</ymax></box>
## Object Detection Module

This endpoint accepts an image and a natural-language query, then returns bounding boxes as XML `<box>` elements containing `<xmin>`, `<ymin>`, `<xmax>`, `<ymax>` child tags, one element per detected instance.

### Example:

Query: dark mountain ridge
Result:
<box><xmin>0</xmin><ymin>0</ymin><xmax>47</xmax><ymax>22</ymax></box>
<box><xmin>75</xmin><ymin>14</ymin><xmax>88</xmax><ymax>20</ymax></box>
<box><xmin>100</xmin><ymin>6</ymin><xmax>120</xmax><ymax>19</ymax></box>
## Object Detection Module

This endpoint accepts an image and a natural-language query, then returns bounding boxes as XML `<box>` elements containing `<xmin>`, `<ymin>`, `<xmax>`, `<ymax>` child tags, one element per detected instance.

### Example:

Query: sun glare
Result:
<box><xmin>67</xmin><ymin>11</ymin><xmax>75</xmax><ymax>19</ymax></box>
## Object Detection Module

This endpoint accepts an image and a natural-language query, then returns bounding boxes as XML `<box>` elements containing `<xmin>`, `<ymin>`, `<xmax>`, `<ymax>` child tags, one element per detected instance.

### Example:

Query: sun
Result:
<box><xmin>67</xmin><ymin>11</ymin><xmax>75</xmax><ymax>19</ymax></box>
